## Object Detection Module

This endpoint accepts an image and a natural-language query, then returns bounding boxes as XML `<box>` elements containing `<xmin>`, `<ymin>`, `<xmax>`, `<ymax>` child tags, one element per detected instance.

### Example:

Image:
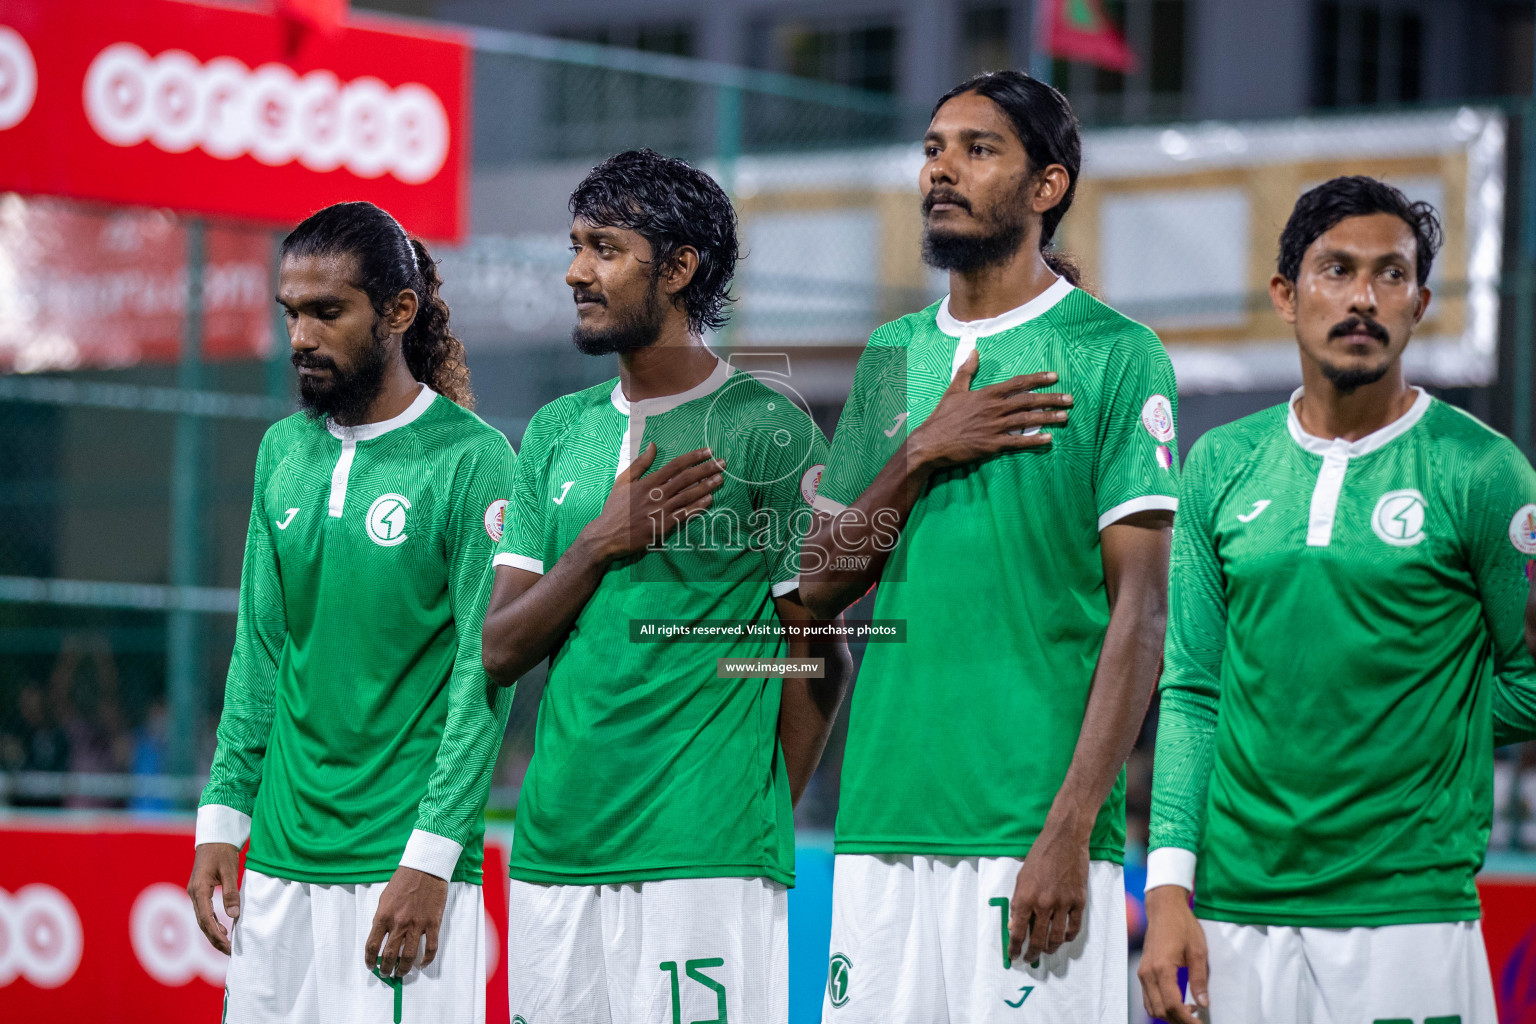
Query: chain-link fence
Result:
<box><xmin>0</xmin><ymin>30</ymin><xmax>927</xmax><ymax>829</ymax></box>
<box><xmin>3</xmin><ymin>27</ymin><xmax>1536</xmax><ymax>847</ymax></box>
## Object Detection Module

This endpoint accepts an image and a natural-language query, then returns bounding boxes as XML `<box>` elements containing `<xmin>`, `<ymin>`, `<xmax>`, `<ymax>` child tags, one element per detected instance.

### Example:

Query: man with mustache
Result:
<box><xmin>187</xmin><ymin>202</ymin><xmax>516</xmax><ymax>1023</ymax></box>
<box><xmin>800</xmin><ymin>71</ymin><xmax>1178</xmax><ymax>1023</ymax></box>
<box><xmin>481</xmin><ymin>149</ymin><xmax>850</xmax><ymax>1024</ymax></box>
<box><xmin>1140</xmin><ymin>176</ymin><xmax>1536</xmax><ymax>1024</ymax></box>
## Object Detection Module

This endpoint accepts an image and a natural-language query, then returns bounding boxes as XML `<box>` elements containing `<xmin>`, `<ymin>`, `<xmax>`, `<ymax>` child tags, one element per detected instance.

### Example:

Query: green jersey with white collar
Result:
<box><xmin>200</xmin><ymin>387</ymin><xmax>517</xmax><ymax>884</ymax></box>
<box><xmin>1151</xmin><ymin>388</ymin><xmax>1536</xmax><ymax>926</ymax></box>
<box><xmin>819</xmin><ymin>279</ymin><xmax>1181</xmax><ymax>861</ymax></box>
<box><xmin>493</xmin><ymin>357</ymin><xmax>829</xmax><ymax>887</ymax></box>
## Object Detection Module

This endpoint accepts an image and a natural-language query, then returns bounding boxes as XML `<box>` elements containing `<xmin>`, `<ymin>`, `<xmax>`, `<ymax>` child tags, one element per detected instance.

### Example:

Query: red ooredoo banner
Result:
<box><xmin>0</xmin><ymin>820</ymin><xmax>512</xmax><ymax>1024</ymax></box>
<box><xmin>0</xmin><ymin>196</ymin><xmax>274</xmax><ymax>372</ymax></box>
<box><xmin>0</xmin><ymin>0</ymin><xmax>470</xmax><ymax>240</ymax></box>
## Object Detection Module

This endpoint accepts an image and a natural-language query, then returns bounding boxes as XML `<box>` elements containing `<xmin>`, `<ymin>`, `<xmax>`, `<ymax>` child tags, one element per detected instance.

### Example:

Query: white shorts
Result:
<box><xmin>224</xmin><ymin>869</ymin><xmax>486</xmax><ymax>1024</ymax></box>
<box><xmin>505</xmin><ymin>875</ymin><xmax>788</xmax><ymax>1024</ymax></box>
<box><xmin>1200</xmin><ymin>918</ymin><xmax>1496</xmax><ymax>1024</ymax></box>
<box><xmin>824</xmin><ymin>854</ymin><xmax>1127</xmax><ymax>1024</ymax></box>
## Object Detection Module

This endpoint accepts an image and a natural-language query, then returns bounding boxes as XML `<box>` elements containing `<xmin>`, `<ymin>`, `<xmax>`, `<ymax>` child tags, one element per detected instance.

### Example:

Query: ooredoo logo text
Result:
<box><xmin>83</xmin><ymin>43</ymin><xmax>450</xmax><ymax>183</ymax></box>
<box><xmin>0</xmin><ymin>885</ymin><xmax>84</xmax><ymax>988</ymax></box>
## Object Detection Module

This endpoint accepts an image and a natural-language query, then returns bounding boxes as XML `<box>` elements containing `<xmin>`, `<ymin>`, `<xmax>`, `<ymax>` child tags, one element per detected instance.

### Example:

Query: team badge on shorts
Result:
<box><xmin>1510</xmin><ymin>504</ymin><xmax>1536</xmax><ymax>554</ymax></box>
<box><xmin>827</xmin><ymin>952</ymin><xmax>852</xmax><ymax>1008</ymax></box>
<box><xmin>1141</xmin><ymin>394</ymin><xmax>1175</xmax><ymax>442</ymax></box>
<box><xmin>484</xmin><ymin>499</ymin><xmax>508</xmax><ymax>541</ymax></box>
<box><xmin>801</xmin><ymin>464</ymin><xmax>826</xmax><ymax>504</ymax></box>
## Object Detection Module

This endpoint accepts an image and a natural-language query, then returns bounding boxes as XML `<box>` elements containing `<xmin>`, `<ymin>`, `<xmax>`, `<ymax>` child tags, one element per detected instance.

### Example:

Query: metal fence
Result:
<box><xmin>3</xmin><ymin>26</ymin><xmax>1536</xmax><ymax>843</ymax></box>
<box><xmin>0</xmin><ymin>29</ymin><xmax>923</xmax><ymax>828</ymax></box>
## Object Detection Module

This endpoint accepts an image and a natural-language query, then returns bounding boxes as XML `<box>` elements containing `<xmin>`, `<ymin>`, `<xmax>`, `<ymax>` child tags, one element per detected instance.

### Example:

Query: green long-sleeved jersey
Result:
<box><xmin>198</xmin><ymin>387</ymin><xmax>517</xmax><ymax>884</ymax></box>
<box><xmin>1149</xmin><ymin>388</ymin><xmax>1536</xmax><ymax>926</ymax></box>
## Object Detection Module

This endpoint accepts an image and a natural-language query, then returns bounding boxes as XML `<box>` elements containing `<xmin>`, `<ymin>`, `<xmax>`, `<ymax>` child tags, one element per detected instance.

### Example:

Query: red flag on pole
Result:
<box><xmin>1046</xmin><ymin>0</ymin><xmax>1138</xmax><ymax>73</ymax></box>
<box><xmin>274</xmin><ymin>0</ymin><xmax>348</xmax><ymax>36</ymax></box>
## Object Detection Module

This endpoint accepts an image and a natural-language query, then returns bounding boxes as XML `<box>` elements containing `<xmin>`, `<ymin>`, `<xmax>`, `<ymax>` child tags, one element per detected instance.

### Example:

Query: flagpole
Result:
<box><xmin>1029</xmin><ymin>0</ymin><xmax>1053</xmax><ymax>85</ymax></box>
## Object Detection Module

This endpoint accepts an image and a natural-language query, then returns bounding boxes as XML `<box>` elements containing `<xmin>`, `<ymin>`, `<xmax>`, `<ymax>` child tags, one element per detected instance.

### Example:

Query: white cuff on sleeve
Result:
<box><xmin>399</xmin><ymin>829</ymin><xmax>464</xmax><ymax>881</ymax></box>
<box><xmin>811</xmin><ymin>494</ymin><xmax>849</xmax><ymax>516</ymax></box>
<box><xmin>195</xmin><ymin>804</ymin><xmax>252</xmax><ymax>848</ymax></box>
<box><xmin>1098</xmin><ymin>494</ymin><xmax>1179</xmax><ymax>531</ymax></box>
<box><xmin>770</xmin><ymin>577</ymin><xmax>801</xmax><ymax>598</ymax></box>
<box><xmin>492</xmin><ymin>552</ymin><xmax>545</xmax><ymax>575</ymax></box>
<box><xmin>1145</xmin><ymin>846</ymin><xmax>1198</xmax><ymax>893</ymax></box>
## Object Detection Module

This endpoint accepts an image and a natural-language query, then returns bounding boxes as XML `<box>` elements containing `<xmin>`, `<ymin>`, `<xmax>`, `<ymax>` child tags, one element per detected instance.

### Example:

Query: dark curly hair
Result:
<box><xmin>569</xmin><ymin>149</ymin><xmax>740</xmax><ymax>335</ymax></box>
<box><xmin>932</xmin><ymin>71</ymin><xmax>1084</xmax><ymax>286</ymax></box>
<box><xmin>281</xmin><ymin>201</ymin><xmax>474</xmax><ymax>408</ymax></box>
<box><xmin>1278</xmin><ymin>176</ymin><xmax>1443</xmax><ymax>285</ymax></box>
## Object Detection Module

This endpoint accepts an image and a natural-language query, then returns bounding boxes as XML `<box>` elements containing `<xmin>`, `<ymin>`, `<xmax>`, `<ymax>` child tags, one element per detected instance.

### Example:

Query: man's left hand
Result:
<box><xmin>1008</xmin><ymin>822</ymin><xmax>1090</xmax><ymax>963</ymax></box>
<box><xmin>364</xmin><ymin>866</ymin><xmax>448</xmax><ymax>978</ymax></box>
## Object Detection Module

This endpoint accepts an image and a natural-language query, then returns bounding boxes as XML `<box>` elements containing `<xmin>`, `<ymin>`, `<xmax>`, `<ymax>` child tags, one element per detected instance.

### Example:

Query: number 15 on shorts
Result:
<box><xmin>660</xmin><ymin>958</ymin><xmax>728</xmax><ymax>1024</ymax></box>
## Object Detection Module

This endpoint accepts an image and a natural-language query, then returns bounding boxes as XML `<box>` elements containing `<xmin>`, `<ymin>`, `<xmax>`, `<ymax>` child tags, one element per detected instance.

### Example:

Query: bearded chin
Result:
<box><xmin>297</xmin><ymin>330</ymin><xmax>390</xmax><ymax>425</ymax></box>
<box><xmin>921</xmin><ymin>219</ymin><xmax>1027</xmax><ymax>273</ymax></box>
<box><xmin>572</xmin><ymin>281</ymin><xmax>667</xmax><ymax>355</ymax></box>
<box><xmin>1319</xmin><ymin>359</ymin><xmax>1391</xmax><ymax>395</ymax></box>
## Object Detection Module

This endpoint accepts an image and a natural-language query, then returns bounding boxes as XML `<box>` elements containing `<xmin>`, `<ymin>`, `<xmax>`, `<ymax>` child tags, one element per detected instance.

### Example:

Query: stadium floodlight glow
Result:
<box><xmin>81</xmin><ymin>44</ymin><xmax>451</xmax><ymax>185</ymax></box>
<box><xmin>0</xmin><ymin>25</ymin><xmax>38</xmax><ymax>131</ymax></box>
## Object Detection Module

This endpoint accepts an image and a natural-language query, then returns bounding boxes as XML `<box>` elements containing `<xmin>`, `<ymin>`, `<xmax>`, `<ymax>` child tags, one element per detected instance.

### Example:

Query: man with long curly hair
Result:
<box><xmin>187</xmin><ymin>201</ymin><xmax>516</xmax><ymax>1024</ymax></box>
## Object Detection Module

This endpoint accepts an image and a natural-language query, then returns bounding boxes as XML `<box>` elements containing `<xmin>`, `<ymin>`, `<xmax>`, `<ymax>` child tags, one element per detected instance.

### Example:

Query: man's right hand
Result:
<box><xmin>187</xmin><ymin>842</ymin><xmax>242</xmax><ymax>955</ymax></box>
<box><xmin>908</xmin><ymin>350</ymin><xmax>1072</xmax><ymax>471</ymax></box>
<box><xmin>578</xmin><ymin>443</ymin><xmax>725</xmax><ymax>561</ymax></box>
<box><xmin>1138</xmin><ymin>885</ymin><xmax>1209</xmax><ymax>1024</ymax></box>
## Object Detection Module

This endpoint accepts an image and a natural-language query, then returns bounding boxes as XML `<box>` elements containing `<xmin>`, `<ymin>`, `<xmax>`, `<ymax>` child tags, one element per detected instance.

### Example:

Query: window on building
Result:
<box><xmin>963</xmin><ymin>6</ymin><xmax>1013</xmax><ymax>78</ymax></box>
<box><xmin>554</xmin><ymin>22</ymin><xmax>695</xmax><ymax>58</ymax></box>
<box><xmin>542</xmin><ymin>22</ymin><xmax>699</xmax><ymax>158</ymax></box>
<box><xmin>1052</xmin><ymin>0</ymin><xmax>1187</xmax><ymax>124</ymax></box>
<box><xmin>768</xmin><ymin>19</ymin><xmax>901</xmax><ymax>94</ymax></box>
<box><xmin>1311</xmin><ymin>3</ymin><xmax>1424</xmax><ymax>108</ymax></box>
<box><xmin>1492</xmin><ymin>3</ymin><xmax>1534</xmax><ymax>95</ymax></box>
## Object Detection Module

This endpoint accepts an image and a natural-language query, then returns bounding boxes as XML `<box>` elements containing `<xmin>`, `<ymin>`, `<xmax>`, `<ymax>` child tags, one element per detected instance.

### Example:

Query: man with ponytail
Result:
<box><xmin>187</xmin><ymin>201</ymin><xmax>516</xmax><ymax>1023</ymax></box>
<box><xmin>800</xmin><ymin>71</ymin><xmax>1178</xmax><ymax>1023</ymax></box>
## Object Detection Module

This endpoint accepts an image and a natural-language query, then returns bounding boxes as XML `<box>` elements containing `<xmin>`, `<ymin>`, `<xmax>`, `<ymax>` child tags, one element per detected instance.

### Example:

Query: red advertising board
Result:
<box><xmin>0</xmin><ymin>0</ymin><xmax>469</xmax><ymax>240</ymax></box>
<box><xmin>0</xmin><ymin>819</ymin><xmax>512</xmax><ymax>1024</ymax></box>
<box><xmin>0</xmin><ymin>195</ymin><xmax>274</xmax><ymax>372</ymax></box>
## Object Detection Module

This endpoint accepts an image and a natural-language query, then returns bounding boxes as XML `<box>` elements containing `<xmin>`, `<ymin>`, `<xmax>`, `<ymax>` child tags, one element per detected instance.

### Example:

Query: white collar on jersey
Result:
<box><xmin>326</xmin><ymin>383</ymin><xmax>437</xmax><ymax>442</ymax></box>
<box><xmin>609</xmin><ymin>352</ymin><xmax>733</xmax><ymax>416</ymax></box>
<box><xmin>934</xmin><ymin>276</ymin><xmax>1075</xmax><ymax>338</ymax></box>
<box><xmin>1285</xmin><ymin>384</ymin><xmax>1431</xmax><ymax>458</ymax></box>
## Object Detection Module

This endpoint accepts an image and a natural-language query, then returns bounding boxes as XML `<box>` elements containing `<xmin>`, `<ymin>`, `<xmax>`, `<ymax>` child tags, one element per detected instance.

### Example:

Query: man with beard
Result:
<box><xmin>1138</xmin><ymin>176</ymin><xmax>1536</xmax><ymax>1023</ymax></box>
<box><xmin>799</xmin><ymin>71</ymin><xmax>1177</xmax><ymax>1023</ymax></box>
<box><xmin>480</xmin><ymin>149</ymin><xmax>851</xmax><ymax>1024</ymax></box>
<box><xmin>187</xmin><ymin>202</ymin><xmax>516</xmax><ymax>1023</ymax></box>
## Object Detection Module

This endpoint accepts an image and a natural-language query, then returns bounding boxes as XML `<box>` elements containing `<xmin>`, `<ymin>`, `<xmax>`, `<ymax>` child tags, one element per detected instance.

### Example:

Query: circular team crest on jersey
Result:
<box><xmin>484</xmin><ymin>499</ymin><xmax>508</xmax><ymax>542</ymax></box>
<box><xmin>1141</xmin><ymin>394</ymin><xmax>1175</xmax><ymax>442</ymax></box>
<box><xmin>801</xmin><ymin>464</ymin><xmax>826</xmax><ymax>504</ymax></box>
<box><xmin>365</xmin><ymin>493</ymin><xmax>411</xmax><ymax>547</ymax></box>
<box><xmin>827</xmin><ymin>952</ymin><xmax>852</xmax><ymax>1008</ymax></box>
<box><xmin>1510</xmin><ymin>504</ymin><xmax>1536</xmax><ymax>554</ymax></box>
<box><xmin>1371</xmin><ymin>489</ymin><xmax>1427</xmax><ymax>547</ymax></box>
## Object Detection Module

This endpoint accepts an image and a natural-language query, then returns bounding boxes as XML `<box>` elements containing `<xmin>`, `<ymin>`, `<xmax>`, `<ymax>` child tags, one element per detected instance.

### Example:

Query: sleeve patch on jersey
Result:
<box><xmin>1155</xmin><ymin>445</ymin><xmax>1174</xmax><ymax>470</ymax></box>
<box><xmin>1510</xmin><ymin>503</ymin><xmax>1536</xmax><ymax>554</ymax></box>
<box><xmin>484</xmin><ymin>499</ymin><xmax>508</xmax><ymax>542</ymax></box>
<box><xmin>1141</xmin><ymin>394</ymin><xmax>1176</xmax><ymax>442</ymax></box>
<box><xmin>801</xmin><ymin>464</ymin><xmax>826</xmax><ymax>504</ymax></box>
